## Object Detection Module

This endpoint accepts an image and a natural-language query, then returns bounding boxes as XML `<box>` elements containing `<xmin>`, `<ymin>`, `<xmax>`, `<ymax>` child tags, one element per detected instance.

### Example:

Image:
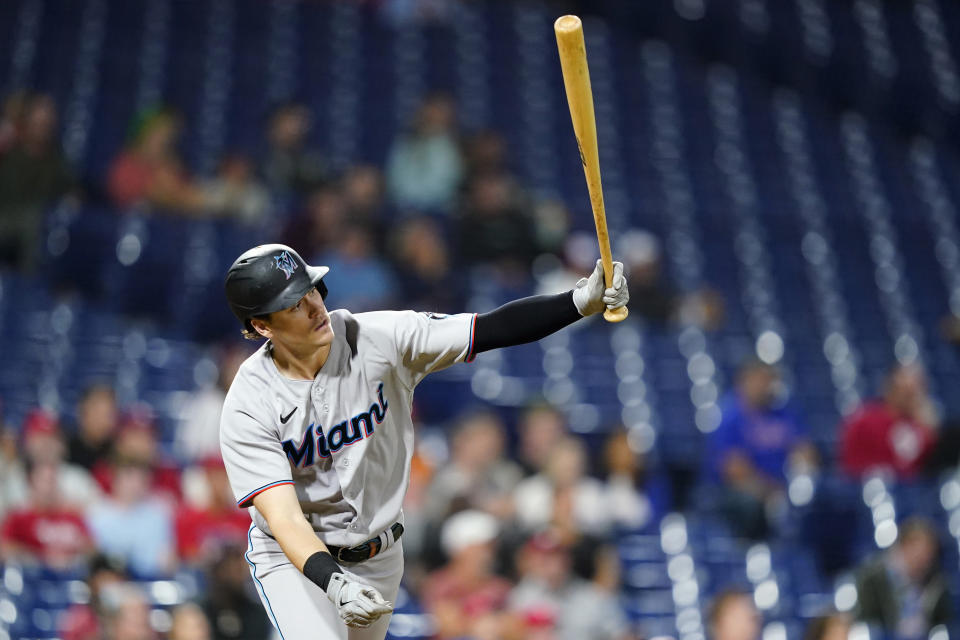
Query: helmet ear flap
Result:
<box><xmin>317</xmin><ymin>280</ymin><xmax>328</xmax><ymax>300</ymax></box>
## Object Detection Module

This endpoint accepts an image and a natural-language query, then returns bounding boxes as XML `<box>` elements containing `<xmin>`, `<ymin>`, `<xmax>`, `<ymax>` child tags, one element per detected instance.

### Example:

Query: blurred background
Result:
<box><xmin>1</xmin><ymin>0</ymin><xmax>960</xmax><ymax>639</ymax></box>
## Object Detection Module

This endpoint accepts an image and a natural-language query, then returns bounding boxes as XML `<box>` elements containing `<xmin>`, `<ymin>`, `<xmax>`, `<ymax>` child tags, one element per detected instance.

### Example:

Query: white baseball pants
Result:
<box><xmin>244</xmin><ymin>524</ymin><xmax>404</xmax><ymax>640</ymax></box>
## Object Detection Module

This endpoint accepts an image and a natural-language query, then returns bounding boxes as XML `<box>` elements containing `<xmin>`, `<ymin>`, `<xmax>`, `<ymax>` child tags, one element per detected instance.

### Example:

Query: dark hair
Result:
<box><xmin>88</xmin><ymin>552</ymin><xmax>127</xmax><ymax>579</ymax></box>
<box><xmin>79</xmin><ymin>382</ymin><xmax>115</xmax><ymax>403</ymax></box>
<box><xmin>241</xmin><ymin>313</ymin><xmax>271</xmax><ymax>341</ymax></box>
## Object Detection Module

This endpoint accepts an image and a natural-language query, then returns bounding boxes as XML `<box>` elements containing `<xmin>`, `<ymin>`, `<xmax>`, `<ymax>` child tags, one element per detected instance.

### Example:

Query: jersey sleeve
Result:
<box><xmin>391</xmin><ymin>311</ymin><xmax>477</xmax><ymax>388</ymax></box>
<box><xmin>219</xmin><ymin>394</ymin><xmax>294</xmax><ymax>509</ymax></box>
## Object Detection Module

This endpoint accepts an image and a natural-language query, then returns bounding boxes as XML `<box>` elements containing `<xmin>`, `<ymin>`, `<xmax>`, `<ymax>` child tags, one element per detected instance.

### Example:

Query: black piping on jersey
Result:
<box><xmin>343</xmin><ymin>315</ymin><xmax>360</xmax><ymax>357</ymax></box>
<box><xmin>470</xmin><ymin>291</ymin><xmax>581</xmax><ymax>356</ymax></box>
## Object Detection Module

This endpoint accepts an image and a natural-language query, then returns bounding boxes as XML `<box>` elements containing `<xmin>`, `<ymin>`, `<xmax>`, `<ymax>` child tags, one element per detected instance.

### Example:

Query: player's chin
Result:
<box><xmin>312</xmin><ymin>320</ymin><xmax>334</xmax><ymax>344</ymax></box>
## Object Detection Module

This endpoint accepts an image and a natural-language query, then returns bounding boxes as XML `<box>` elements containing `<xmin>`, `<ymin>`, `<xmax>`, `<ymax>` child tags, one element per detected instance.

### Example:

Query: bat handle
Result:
<box><xmin>599</xmin><ymin>240</ymin><xmax>629</xmax><ymax>323</ymax></box>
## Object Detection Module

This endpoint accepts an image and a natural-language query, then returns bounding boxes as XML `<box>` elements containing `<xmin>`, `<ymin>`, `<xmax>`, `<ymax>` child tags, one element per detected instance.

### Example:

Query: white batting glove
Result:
<box><xmin>572</xmin><ymin>259</ymin><xmax>629</xmax><ymax>316</ymax></box>
<box><xmin>325</xmin><ymin>573</ymin><xmax>394</xmax><ymax>628</ymax></box>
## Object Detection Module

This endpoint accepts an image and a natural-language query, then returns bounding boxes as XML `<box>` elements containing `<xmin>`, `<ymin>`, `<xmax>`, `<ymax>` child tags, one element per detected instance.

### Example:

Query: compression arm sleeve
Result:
<box><xmin>472</xmin><ymin>291</ymin><xmax>582</xmax><ymax>355</ymax></box>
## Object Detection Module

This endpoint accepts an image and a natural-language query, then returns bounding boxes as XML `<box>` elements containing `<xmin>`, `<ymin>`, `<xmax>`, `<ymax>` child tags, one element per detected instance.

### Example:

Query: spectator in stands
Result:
<box><xmin>0</xmin><ymin>90</ymin><xmax>29</xmax><ymax>153</ymax></box>
<box><xmin>390</xmin><ymin>216</ymin><xmax>465</xmax><ymax>312</ymax></box>
<box><xmin>175</xmin><ymin>345</ymin><xmax>248</xmax><ymax>463</ymax></box>
<box><xmin>463</xmin><ymin>129</ymin><xmax>508</xmax><ymax>178</ymax></box>
<box><xmin>261</xmin><ymin>101</ymin><xmax>328</xmax><ymax>197</ymax></box>
<box><xmin>513</xmin><ymin>437</ymin><xmax>608</xmax><ymax>543</ymax></box>
<box><xmin>707</xmin><ymin>589</ymin><xmax>761</xmax><ymax>640</ymax></box>
<box><xmin>421</xmin><ymin>510</ymin><xmax>513</xmax><ymax>640</ymax></box>
<box><xmin>313</xmin><ymin>223</ymin><xmax>397</xmax><ymax>312</ymax></box>
<box><xmin>424</xmin><ymin>410</ymin><xmax>523</xmax><ymax>528</ymax></box>
<box><xmin>535</xmin><ymin>231</ymin><xmax>600</xmax><ymax>299</ymax></box>
<box><xmin>60</xmin><ymin>554</ymin><xmax>129</xmax><ymax>640</ymax></box>
<box><xmin>175</xmin><ymin>457</ymin><xmax>250</xmax><ymax>565</ymax></box>
<box><xmin>200</xmin><ymin>153</ymin><xmax>271</xmax><ymax>225</ymax></box>
<box><xmin>92</xmin><ymin>406</ymin><xmax>181</xmax><ymax>502</ymax></box>
<box><xmin>0</xmin><ymin>425</ymin><xmax>19</xmax><ymax>518</ymax></box>
<box><xmin>616</xmin><ymin>228</ymin><xmax>725</xmax><ymax>330</ymax></box>
<box><xmin>853</xmin><ymin>517</ymin><xmax>952</xmax><ymax>639</ymax></box>
<box><xmin>0</xmin><ymin>458</ymin><xmax>93</xmax><ymax>569</ymax></box>
<box><xmin>558</xmin><ymin>543</ymin><xmax>635</xmax><ymax>640</ymax></box>
<box><xmin>68</xmin><ymin>384</ymin><xmax>119</xmax><ymax>471</ymax></box>
<box><xmin>803</xmin><ymin>612</ymin><xmax>851</xmax><ymax>640</ymax></box>
<box><xmin>457</xmin><ymin>171</ymin><xmax>538</xmax><ymax>274</ymax></box>
<box><xmin>617</xmin><ymin>230</ymin><xmax>675</xmax><ymax>326</ymax></box>
<box><xmin>282</xmin><ymin>183</ymin><xmax>345</xmax><ymax>259</ymax></box>
<box><xmin>840</xmin><ymin>364</ymin><xmax>938</xmax><ymax>480</ymax></box>
<box><xmin>202</xmin><ymin>544</ymin><xmax>274</xmax><ymax>640</ymax></box>
<box><xmin>107</xmin><ymin>107</ymin><xmax>206</xmax><ymax>213</ymax></box>
<box><xmin>530</xmin><ymin>198</ymin><xmax>572</xmax><ymax>259</ymax></box>
<box><xmin>86</xmin><ymin>455</ymin><xmax>176</xmax><ymax>577</ymax></box>
<box><xmin>386</xmin><ymin>93</ymin><xmax>463</xmax><ymax>213</ymax></box>
<box><xmin>706</xmin><ymin>359</ymin><xmax>816</xmax><ymax>539</ymax></box>
<box><xmin>168</xmin><ymin>602</ymin><xmax>212</xmax><ymax>640</ymax></box>
<box><xmin>100</xmin><ymin>583</ymin><xmax>157</xmax><ymax>640</ymax></box>
<box><xmin>0</xmin><ymin>92</ymin><xmax>75</xmax><ymax>271</ymax></box>
<box><xmin>597</xmin><ymin>430</ymin><xmax>653</xmax><ymax>534</ymax></box>
<box><xmin>7</xmin><ymin>409</ymin><xmax>101</xmax><ymax>509</ymax></box>
<box><xmin>342</xmin><ymin>165</ymin><xmax>388</xmax><ymax>237</ymax></box>
<box><xmin>508</xmin><ymin>530</ymin><xmax>586</xmax><ymax>639</ymax></box>
<box><xmin>518</xmin><ymin>403</ymin><xmax>568</xmax><ymax>476</ymax></box>
<box><xmin>398</xmin><ymin>418</ymin><xmax>439</xmax><ymax>565</ymax></box>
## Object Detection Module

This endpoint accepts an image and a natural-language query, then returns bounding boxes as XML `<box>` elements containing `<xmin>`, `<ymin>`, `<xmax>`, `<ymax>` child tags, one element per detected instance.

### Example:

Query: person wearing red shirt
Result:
<box><xmin>421</xmin><ymin>510</ymin><xmax>514</xmax><ymax>640</ymax></box>
<box><xmin>840</xmin><ymin>365</ymin><xmax>938</xmax><ymax>479</ymax></box>
<box><xmin>106</xmin><ymin>107</ymin><xmax>206</xmax><ymax>213</ymax></box>
<box><xmin>91</xmin><ymin>407</ymin><xmax>182</xmax><ymax>503</ymax></box>
<box><xmin>0</xmin><ymin>458</ymin><xmax>93</xmax><ymax>569</ymax></box>
<box><xmin>175</xmin><ymin>457</ymin><xmax>250</xmax><ymax>565</ymax></box>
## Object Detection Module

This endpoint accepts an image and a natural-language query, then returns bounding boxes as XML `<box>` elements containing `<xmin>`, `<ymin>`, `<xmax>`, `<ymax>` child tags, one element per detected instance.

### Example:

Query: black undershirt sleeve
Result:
<box><xmin>471</xmin><ymin>291</ymin><xmax>582</xmax><ymax>356</ymax></box>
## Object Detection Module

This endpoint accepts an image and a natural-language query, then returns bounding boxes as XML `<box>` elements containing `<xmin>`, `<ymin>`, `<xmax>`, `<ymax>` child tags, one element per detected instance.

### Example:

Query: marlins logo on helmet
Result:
<box><xmin>274</xmin><ymin>251</ymin><xmax>299</xmax><ymax>280</ymax></box>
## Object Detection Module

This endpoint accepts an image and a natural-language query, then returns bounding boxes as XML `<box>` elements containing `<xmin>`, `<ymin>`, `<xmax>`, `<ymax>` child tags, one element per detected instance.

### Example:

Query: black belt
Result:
<box><xmin>326</xmin><ymin>522</ymin><xmax>404</xmax><ymax>564</ymax></box>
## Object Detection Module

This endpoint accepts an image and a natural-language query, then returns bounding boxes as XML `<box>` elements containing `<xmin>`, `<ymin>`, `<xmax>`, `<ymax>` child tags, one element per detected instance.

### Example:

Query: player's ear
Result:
<box><xmin>250</xmin><ymin>316</ymin><xmax>272</xmax><ymax>339</ymax></box>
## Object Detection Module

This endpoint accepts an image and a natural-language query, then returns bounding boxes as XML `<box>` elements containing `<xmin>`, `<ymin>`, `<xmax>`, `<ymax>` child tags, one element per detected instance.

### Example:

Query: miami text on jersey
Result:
<box><xmin>282</xmin><ymin>382</ymin><xmax>388</xmax><ymax>467</ymax></box>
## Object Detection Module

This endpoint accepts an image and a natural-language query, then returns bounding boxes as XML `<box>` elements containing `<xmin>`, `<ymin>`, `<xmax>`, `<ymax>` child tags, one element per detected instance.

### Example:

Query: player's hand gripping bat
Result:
<box><xmin>555</xmin><ymin>15</ymin><xmax>628</xmax><ymax>323</ymax></box>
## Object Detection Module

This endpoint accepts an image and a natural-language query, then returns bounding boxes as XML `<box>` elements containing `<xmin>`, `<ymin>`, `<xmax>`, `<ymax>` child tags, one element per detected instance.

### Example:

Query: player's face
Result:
<box><xmin>260</xmin><ymin>287</ymin><xmax>333</xmax><ymax>349</ymax></box>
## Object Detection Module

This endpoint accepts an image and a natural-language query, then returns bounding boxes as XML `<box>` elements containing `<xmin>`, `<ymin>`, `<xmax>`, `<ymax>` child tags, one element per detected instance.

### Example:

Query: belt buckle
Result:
<box><xmin>335</xmin><ymin>546</ymin><xmax>349</xmax><ymax>563</ymax></box>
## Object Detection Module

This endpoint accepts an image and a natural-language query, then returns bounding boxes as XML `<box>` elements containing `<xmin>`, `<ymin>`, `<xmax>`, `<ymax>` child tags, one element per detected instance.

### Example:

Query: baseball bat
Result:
<box><xmin>554</xmin><ymin>15</ymin><xmax>628</xmax><ymax>323</ymax></box>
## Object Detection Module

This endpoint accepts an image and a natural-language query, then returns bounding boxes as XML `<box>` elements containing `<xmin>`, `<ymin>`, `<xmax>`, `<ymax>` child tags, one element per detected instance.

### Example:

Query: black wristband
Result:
<box><xmin>303</xmin><ymin>551</ymin><xmax>341</xmax><ymax>591</ymax></box>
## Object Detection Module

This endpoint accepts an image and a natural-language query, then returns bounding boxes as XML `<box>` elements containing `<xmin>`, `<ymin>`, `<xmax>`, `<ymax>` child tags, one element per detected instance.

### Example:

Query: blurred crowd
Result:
<box><xmin>0</xmin><ymin>72</ymin><xmax>957</xmax><ymax>640</ymax></box>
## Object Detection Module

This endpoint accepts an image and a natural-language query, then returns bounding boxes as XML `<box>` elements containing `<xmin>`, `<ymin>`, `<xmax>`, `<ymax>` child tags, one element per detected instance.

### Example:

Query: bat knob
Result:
<box><xmin>603</xmin><ymin>307</ymin><xmax>629</xmax><ymax>323</ymax></box>
<box><xmin>555</xmin><ymin>15</ymin><xmax>582</xmax><ymax>33</ymax></box>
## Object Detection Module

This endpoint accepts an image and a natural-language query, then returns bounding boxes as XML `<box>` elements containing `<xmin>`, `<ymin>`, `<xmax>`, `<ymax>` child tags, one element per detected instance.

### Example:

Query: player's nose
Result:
<box><xmin>305</xmin><ymin>291</ymin><xmax>324</xmax><ymax>316</ymax></box>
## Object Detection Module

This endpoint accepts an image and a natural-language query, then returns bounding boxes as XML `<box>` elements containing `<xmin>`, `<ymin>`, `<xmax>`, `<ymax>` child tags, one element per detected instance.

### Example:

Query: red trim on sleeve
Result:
<box><xmin>465</xmin><ymin>313</ymin><xmax>478</xmax><ymax>363</ymax></box>
<box><xmin>237</xmin><ymin>480</ymin><xmax>295</xmax><ymax>508</ymax></box>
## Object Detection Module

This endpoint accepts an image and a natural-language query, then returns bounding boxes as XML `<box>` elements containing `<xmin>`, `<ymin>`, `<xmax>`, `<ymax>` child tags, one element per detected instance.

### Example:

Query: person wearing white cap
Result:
<box><xmin>421</xmin><ymin>510</ymin><xmax>512</xmax><ymax>639</ymax></box>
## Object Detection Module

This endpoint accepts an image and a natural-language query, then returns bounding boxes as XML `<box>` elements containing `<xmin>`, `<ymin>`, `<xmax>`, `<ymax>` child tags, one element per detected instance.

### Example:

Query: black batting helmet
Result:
<box><xmin>224</xmin><ymin>244</ymin><xmax>329</xmax><ymax>330</ymax></box>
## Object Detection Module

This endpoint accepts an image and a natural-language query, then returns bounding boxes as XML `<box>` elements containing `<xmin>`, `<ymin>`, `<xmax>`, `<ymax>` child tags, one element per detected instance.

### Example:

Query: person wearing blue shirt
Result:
<box><xmin>705</xmin><ymin>359</ymin><xmax>817</xmax><ymax>538</ymax></box>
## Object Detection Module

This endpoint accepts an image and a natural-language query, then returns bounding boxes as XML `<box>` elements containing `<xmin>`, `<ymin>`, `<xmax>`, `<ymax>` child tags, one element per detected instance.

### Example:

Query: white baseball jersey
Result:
<box><xmin>220</xmin><ymin>309</ymin><xmax>476</xmax><ymax>547</ymax></box>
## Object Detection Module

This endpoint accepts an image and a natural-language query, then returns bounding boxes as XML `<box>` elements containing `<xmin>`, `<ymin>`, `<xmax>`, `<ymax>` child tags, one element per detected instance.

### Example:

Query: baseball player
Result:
<box><xmin>220</xmin><ymin>243</ymin><xmax>629</xmax><ymax>639</ymax></box>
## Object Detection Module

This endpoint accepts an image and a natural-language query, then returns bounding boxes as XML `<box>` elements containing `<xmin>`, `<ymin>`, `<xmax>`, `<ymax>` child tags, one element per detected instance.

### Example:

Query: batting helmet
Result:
<box><xmin>224</xmin><ymin>244</ymin><xmax>329</xmax><ymax>329</ymax></box>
